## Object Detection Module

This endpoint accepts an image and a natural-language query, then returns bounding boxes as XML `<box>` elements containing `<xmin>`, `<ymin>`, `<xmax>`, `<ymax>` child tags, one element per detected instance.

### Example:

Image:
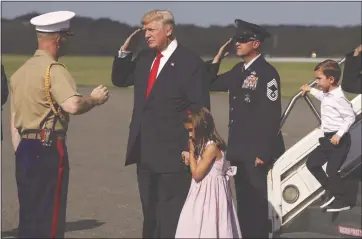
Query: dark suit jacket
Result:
<box><xmin>205</xmin><ymin>56</ymin><xmax>285</xmax><ymax>165</ymax></box>
<box><xmin>112</xmin><ymin>44</ymin><xmax>210</xmax><ymax>173</ymax></box>
<box><xmin>1</xmin><ymin>64</ymin><xmax>9</xmax><ymax>107</ymax></box>
<box><xmin>341</xmin><ymin>51</ymin><xmax>361</xmax><ymax>94</ymax></box>
<box><xmin>1</xmin><ymin>64</ymin><xmax>9</xmax><ymax>141</ymax></box>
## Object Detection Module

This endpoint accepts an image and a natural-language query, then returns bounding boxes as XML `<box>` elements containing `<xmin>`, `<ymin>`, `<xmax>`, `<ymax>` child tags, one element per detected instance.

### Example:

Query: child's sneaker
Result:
<box><xmin>326</xmin><ymin>200</ymin><xmax>351</xmax><ymax>212</ymax></box>
<box><xmin>320</xmin><ymin>192</ymin><xmax>335</xmax><ymax>209</ymax></box>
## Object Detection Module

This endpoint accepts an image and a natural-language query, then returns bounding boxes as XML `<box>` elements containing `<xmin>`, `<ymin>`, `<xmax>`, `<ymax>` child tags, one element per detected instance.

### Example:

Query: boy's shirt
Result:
<box><xmin>310</xmin><ymin>86</ymin><xmax>356</xmax><ymax>137</ymax></box>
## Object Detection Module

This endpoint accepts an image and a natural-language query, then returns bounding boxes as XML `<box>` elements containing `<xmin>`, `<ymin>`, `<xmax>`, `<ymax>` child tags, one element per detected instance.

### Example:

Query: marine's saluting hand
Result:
<box><xmin>91</xmin><ymin>85</ymin><xmax>110</xmax><ymax>105</ymax></box>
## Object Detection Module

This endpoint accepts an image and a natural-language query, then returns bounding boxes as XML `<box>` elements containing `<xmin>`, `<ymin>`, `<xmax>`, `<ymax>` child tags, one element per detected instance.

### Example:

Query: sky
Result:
<box><xmin>1</xmin><ymin>1</ymin><xmax>361</xmax><ymax>27</ymax></box>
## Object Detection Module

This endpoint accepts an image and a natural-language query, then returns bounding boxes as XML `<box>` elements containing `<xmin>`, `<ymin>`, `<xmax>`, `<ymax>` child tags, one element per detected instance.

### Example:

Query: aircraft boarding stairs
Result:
<box><xmin>267</xmin><ymin>58</ymin><xmax>362</xmax><ymax>238</ymax></box>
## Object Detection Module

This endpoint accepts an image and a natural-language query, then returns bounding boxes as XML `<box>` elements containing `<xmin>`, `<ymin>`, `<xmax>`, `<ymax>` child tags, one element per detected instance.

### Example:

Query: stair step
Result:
<box><xmin>279</xmin><ymin>206</ymin><xmax>361</xmax><ymax>238</ymax></box>
<box><xmin>277</xmin><ymin>232</ymin><xmax>342</xmax><ymax>238</ymax></box>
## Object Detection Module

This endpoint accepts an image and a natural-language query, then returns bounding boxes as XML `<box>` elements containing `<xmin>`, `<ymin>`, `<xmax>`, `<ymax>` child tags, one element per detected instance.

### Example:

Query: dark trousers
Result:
<box><xmin>137</xmin><ymin>162</ymin><xmax>191</xmax><ymax>238</ymax></box>
<box><xmin>306</xmin><ymin>132</ymin><xmax>351</xmax><ymax>203</ymax></box>
<box><xmin>231</xmin><ymin>160</ymin><xmax>269</xmax><ymax>238</ymax></box>
<box><xmin>15</xmin><ymin>138</ymin><xmax>69</xmax><ymax>238</ymax></box>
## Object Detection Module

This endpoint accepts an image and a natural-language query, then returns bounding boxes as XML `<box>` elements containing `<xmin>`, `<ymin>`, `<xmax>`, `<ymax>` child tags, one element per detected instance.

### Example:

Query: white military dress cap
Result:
<box><xmin>30</xmin><ymin>11</ymin><xmax>75</xmax><ymax>34</ymax></box>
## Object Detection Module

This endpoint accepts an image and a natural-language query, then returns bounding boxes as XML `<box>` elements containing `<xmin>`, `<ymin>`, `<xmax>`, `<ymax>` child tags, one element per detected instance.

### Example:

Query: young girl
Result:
<box><xmin>175</xmin><ymin>106</ymin><xmax>242</xmax><ymax>238</ymax></box>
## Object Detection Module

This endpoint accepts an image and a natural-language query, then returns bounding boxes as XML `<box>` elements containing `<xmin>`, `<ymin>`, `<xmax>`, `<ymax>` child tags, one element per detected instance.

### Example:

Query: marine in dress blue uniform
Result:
<box><xmin>206</xmin><ymin>19</ymin><xmax>285</xmax><ymax>238</ymax></box>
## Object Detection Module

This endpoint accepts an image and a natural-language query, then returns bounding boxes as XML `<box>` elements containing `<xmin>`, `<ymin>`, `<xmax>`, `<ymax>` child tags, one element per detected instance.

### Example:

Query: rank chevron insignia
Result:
<box><xmin>267</xmin><ymin>79</ymin><xmax>278</xmax><ymax>101</ymax></box>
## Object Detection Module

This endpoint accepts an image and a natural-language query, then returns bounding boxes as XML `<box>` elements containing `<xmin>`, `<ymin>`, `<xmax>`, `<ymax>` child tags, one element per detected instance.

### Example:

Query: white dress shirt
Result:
<box><xmin>243</xmin><ymin>54</ymin><xmax>261</xmax><ymax>70</ymax></box>
<box><xmin>118</xmin><ymin>39</ymin><xmax>178</xmax><ymax>77</ymax></box>
<box><xmin>310</xmin><ymin>86</ymin><xmax>356</xmax><ymax>137</ymax></box>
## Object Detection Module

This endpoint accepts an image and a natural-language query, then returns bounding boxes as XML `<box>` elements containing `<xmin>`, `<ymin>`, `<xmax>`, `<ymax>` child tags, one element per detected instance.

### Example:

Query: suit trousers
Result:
<box><xmin>15</xmin><ymin>138</ymin><xmax>69</xmax><ymax>238</ymax></box>
<box><xmin>231</xmin><ymin>159</ymin><xmax>270</xmax><ymax>238</ymax></box>
<box><xmin>306</xmin><ymin>132</ymin><xmax>351</xmax><ymax>203</ymax></box>
<box><xmin>137</xmin><ymin>162</ymin><xmax>191</xmax><ymax>238</ymax></box>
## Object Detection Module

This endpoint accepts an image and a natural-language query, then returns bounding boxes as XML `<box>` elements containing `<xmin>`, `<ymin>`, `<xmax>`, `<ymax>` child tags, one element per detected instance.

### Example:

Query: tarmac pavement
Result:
<box><xmin>1</xmin><ymin>87</ymin><xmax>322</xmax><ymax>238</ymax></box>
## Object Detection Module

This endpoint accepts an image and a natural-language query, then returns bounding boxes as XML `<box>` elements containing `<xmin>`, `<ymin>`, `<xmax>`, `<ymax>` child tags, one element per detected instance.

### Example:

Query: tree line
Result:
<box><xmin>1</xmin><ymin>12</ymin><xmax>361</xmax><ymax>57</ymax></box>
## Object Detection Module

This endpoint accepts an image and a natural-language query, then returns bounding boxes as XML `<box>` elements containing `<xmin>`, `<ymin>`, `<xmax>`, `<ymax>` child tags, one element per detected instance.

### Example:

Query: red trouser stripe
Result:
<box><xmin>50</xmin><ymin>139</ymin><xmax>65</xmax><ymax>238</ymax></box>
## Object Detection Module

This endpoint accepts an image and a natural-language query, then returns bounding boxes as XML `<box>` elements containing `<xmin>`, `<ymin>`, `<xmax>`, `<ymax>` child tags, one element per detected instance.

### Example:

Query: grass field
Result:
<box><xmin>1</xmin><ymin>54</ymin><xmax>337</xmax><ymax>98</ymax></box>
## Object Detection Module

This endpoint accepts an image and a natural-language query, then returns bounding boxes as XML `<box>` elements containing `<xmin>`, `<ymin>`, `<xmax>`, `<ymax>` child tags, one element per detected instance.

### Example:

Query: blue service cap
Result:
<box><xmin>234</xmin><ymin>19</ymin><xmax>271</xmax><ymax>42</ymax></box>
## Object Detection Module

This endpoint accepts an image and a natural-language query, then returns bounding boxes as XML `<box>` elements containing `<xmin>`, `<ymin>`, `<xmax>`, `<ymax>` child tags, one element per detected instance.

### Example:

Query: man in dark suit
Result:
<box><xmin>341</xmin><ymin>44</ymin><xmax>361</xmax><ymax>94</ymax></box>
<box><xmin>205</xmin><ymin>19</ymin><xmax>285</xmax><ymax>238</ymax></box>
<box><xmin>2</xmin><ymin>64</ymin><xmax>9</xmax><ymax>141</ymax></box>
<box><xmin>111</xmin><ymin>10</ymin><xmax>210</xmax><ymax>238</ymax></box>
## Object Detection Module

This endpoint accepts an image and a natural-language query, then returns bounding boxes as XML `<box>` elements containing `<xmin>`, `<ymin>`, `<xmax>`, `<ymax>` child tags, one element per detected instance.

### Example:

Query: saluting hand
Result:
<box><xmin>300</xmin><ymin>84</ymin><xmax>312</xmax><ymax>96</ymax></box>
<box><xmin>120</xmin><ymin>28</ymin><xmax>142</xmax><ymax>52</ymax></box>
<box><xmin>91</xmin><ymin>85</ymin><xmax>110</xmax><ymax>105</ymax></box>
<box><xmin>353</xmin><ymin>44</ymin><xmax>362</xmax><ymax>57</ymax></box>
<box><xmin>212</xmin><ymin>38</ymin><xmax>233</xmax><ymax>64</ymax></box>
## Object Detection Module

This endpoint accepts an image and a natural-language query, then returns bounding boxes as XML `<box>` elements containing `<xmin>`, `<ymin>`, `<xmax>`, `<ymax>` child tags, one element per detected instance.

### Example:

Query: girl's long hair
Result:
<box><xmin>183</xmin><ymin>105</ymin><xmax>226</xmax><ymax>157</ymax></box>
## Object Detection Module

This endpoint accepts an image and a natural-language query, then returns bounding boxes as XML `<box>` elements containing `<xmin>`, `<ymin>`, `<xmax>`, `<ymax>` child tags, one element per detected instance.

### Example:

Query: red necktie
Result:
<box><xmin>146</xmin><ymin>52</ymin><xmax>163</xmax><ymax>98</ymax></box>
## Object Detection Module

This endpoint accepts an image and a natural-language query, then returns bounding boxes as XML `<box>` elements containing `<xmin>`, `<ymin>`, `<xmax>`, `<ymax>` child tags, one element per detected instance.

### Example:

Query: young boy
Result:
<box><xmin>301</xmin><ymin>59</ymin><xmax>356</xmax><ymax>212</ymax></box>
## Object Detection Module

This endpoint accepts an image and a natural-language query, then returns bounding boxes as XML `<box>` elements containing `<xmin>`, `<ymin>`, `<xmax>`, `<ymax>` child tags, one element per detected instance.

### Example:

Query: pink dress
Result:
<box><xmin>175</xmin><ymin>141</ymin><xmax>242</xmax><ymax>238</ymax></box>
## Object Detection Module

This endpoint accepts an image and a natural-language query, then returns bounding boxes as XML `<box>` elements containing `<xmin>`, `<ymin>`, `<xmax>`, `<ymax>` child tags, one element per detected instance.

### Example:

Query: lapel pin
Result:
<box><xmin>171</xmin><ymin>62</ymin><xmax>175</xmax><ymax>67</ymax></box>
